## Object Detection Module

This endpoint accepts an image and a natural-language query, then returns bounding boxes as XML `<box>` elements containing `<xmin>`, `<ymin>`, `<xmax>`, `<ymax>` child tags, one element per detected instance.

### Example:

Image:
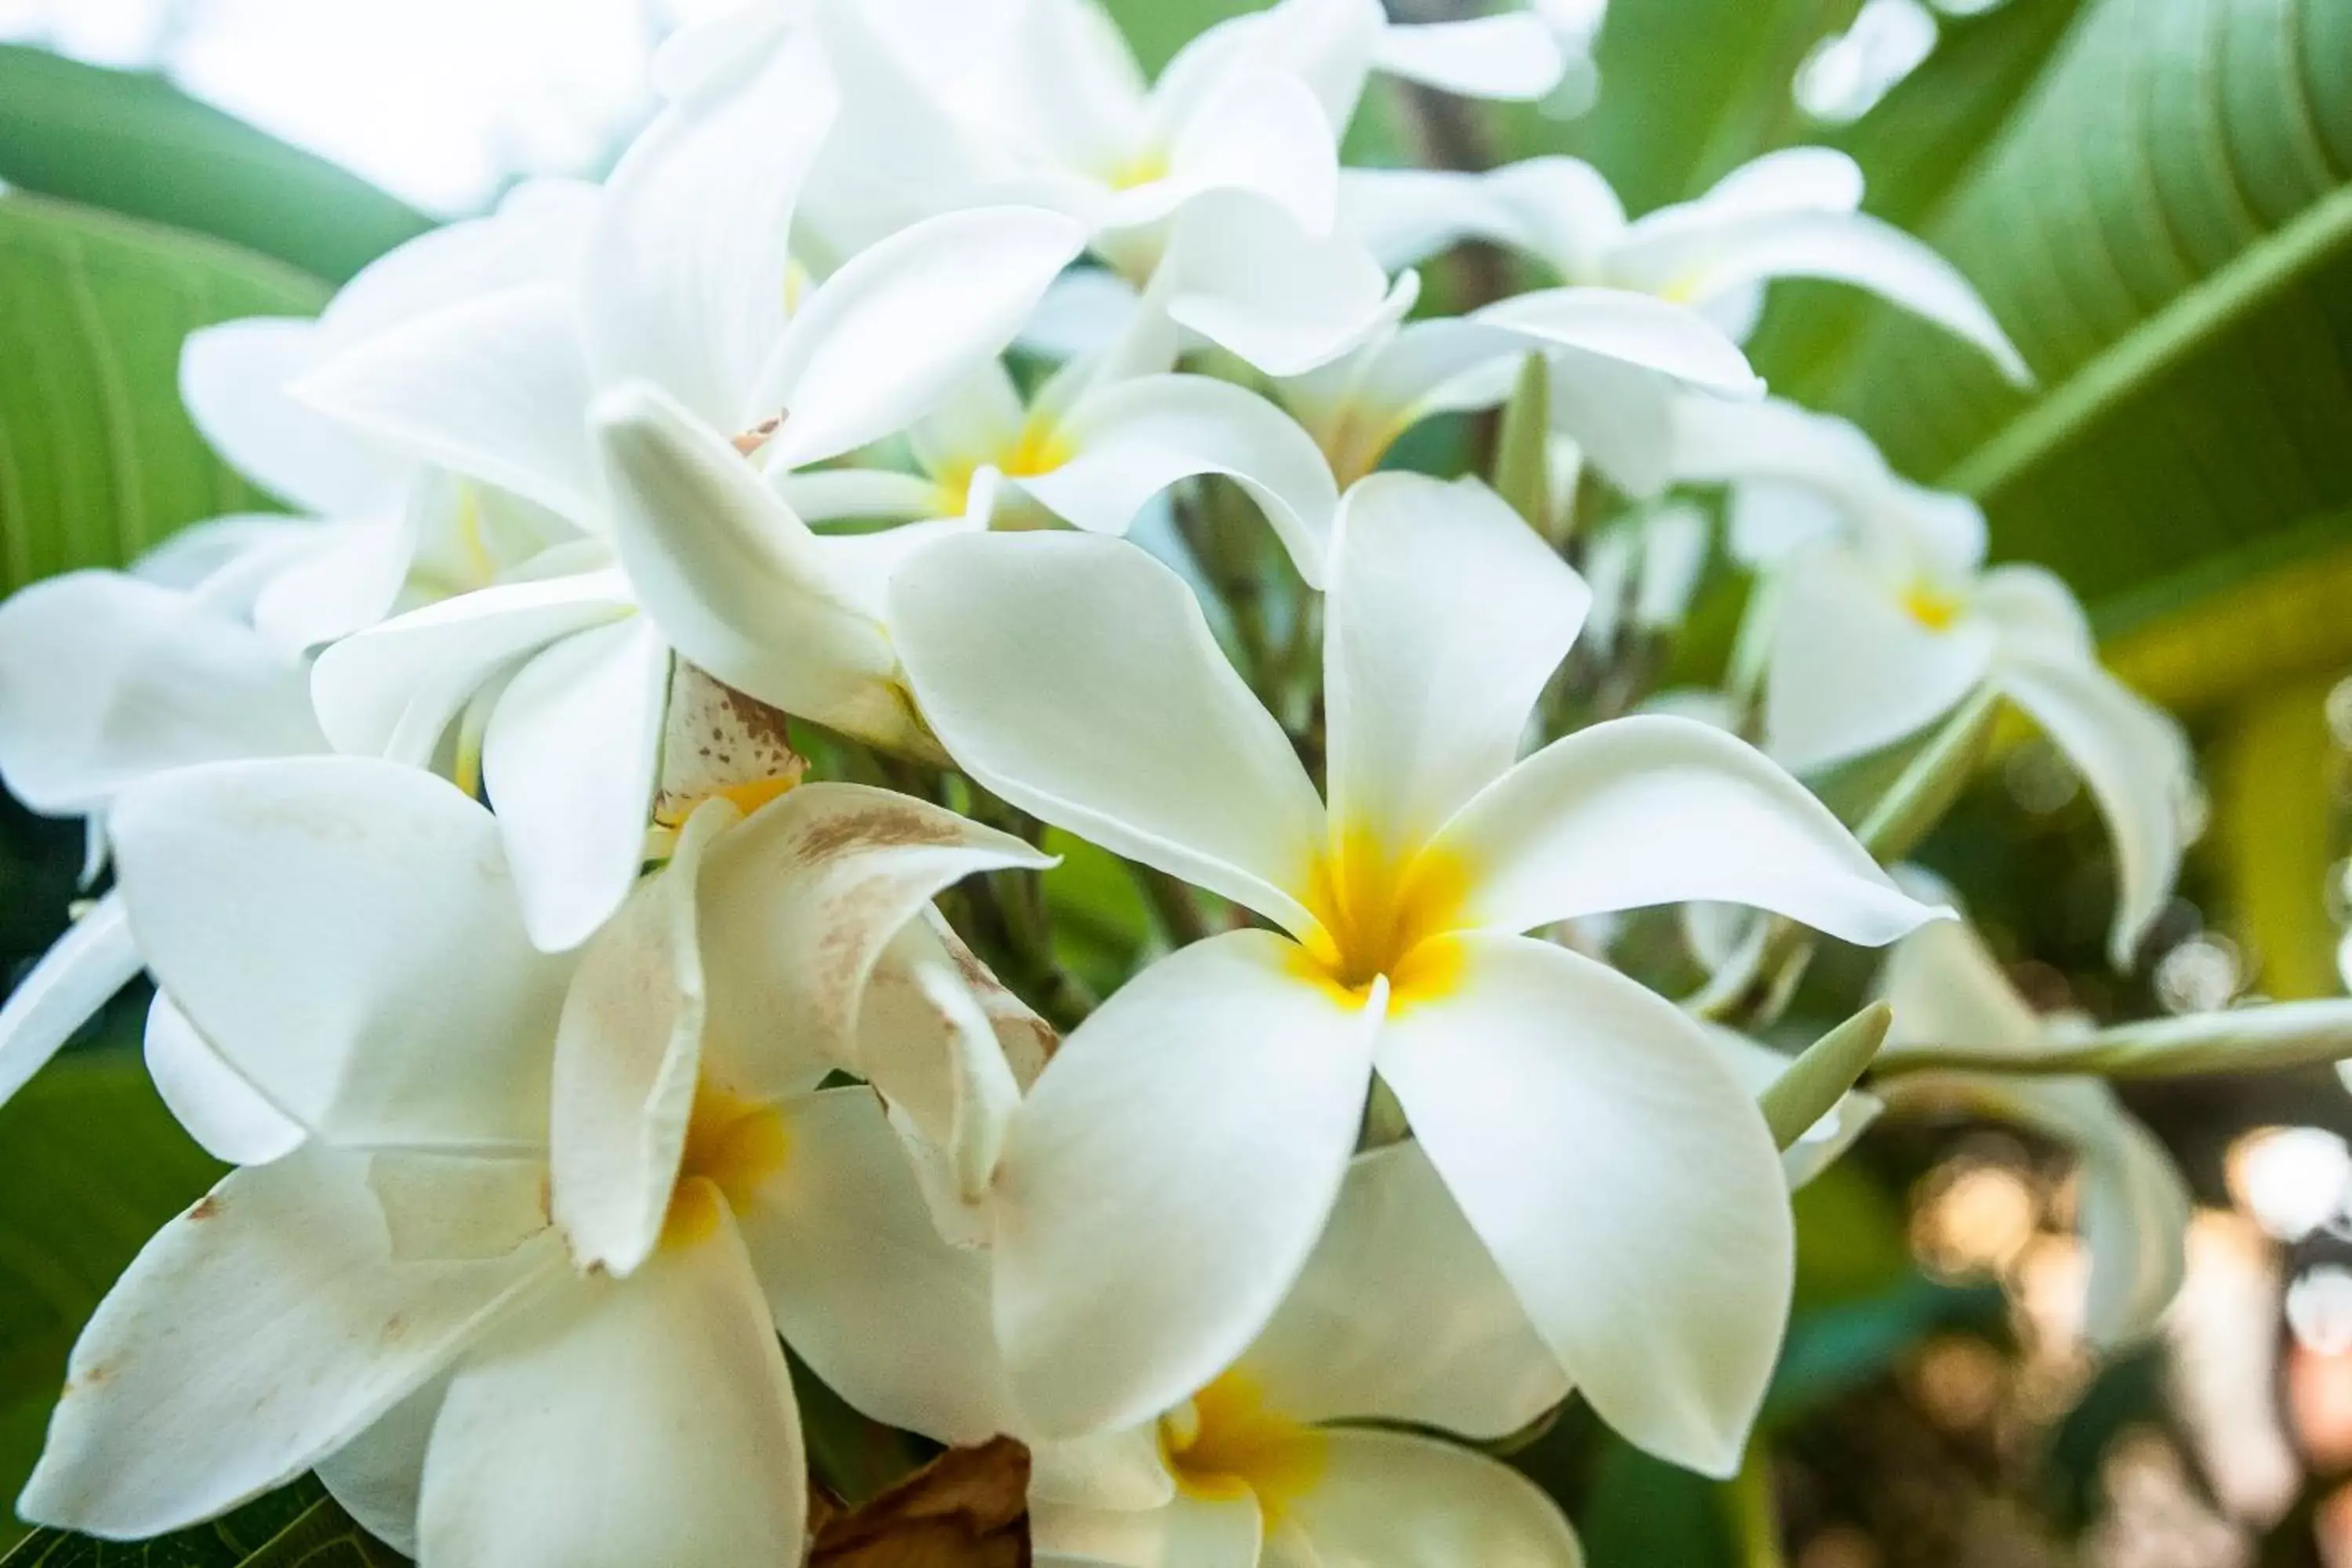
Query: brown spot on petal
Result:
<box><xmin>794</xmin><ymin>805</ymin><xmax>964</xmax><ymax>866</ymax></box>
<box><xmin>187</xmin><ymin>1195</ymin><xmax>223</xmax><ymax>1221</ymax></box>
<box><xmin>732</xmin><ymin>412</ymin><xmax>786</xmax><ymax>457</ymax></box>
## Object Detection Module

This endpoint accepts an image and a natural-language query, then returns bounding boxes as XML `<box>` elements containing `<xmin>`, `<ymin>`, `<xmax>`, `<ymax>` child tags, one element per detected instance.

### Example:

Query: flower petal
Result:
<box><xmin>589</xmin><ymin>382</ymin><xmax>919</xmax><ymax>753</ymax></box>
<box><xmin>1324</xmin><ymin>473</ymin><xmax>1588</xmax><ymax>854</ymax></box>
<box><xmin>1022</xmin><ymin>373</ymin><xmax>1340</xmax><ymax>586</ymax></box>
<box><xmin>1475</xmin><ymin>287</ymin><xmax>1761</xmax><ymax>397</ymax></box>
<box><xmin>547</xmin><ymin>802</ymin><xmax>730</xmax><ymax>1278</ymax></box>
<box><xmin>180</xmin><ymin>319</ymin><xmax>406</xmax><ymax>515</ymax></box>
<box><xmin>1996</xmin><ymin>652</ymin><xmax>2193</xmax><ymax>967</ymax></box>
<box><xmin>695</xmin><ymin>781</ymin><xmax>1052</xmax><ymax>1095</ymax></box>
<box><xmin>1240</xmin><ymin>1139</ymin><xmax>1566</xmax><ymax>1437</ymax></box>
<box><xmin>1433</xmin><ymin>713</ymin><xmax>1937</xmax><ymax>946</ymax></box>
<box><xmin>297</xmin><ymin>284</ymin><xmax>601</xmax><ymax>524</ymax></box>
<box><xmin>110</xmin><ymin>757</ymin><xmax>570</xmax><ymax>1149</ymax></box>
<box><xmin>751</xmin><ymin>207</ymin><xmax>1088</xmax><ymax>470</ymax></box>
<box><xmin>307</xmin><ymin>567</ymin><xmax>634</xmax><ymax>763</ymax></box>
<box><xmin>481</xmin><ymin>616</ymin><xmax>671</xmax><ymax>952</ymax></box>
<box><xmin>586</xmin><ymin>31</ymin><xmax>837</xmax><ymax>427</ymax></box>
<box><xmin>20</xmin><ymin>1149</ymin><xmax>564</xmax><ymax>1538</ymax></box>
<box><xmin>993</xmin><ymin>929</ymin><xmax>1377</xmax><ymax>1439</ymax></box>
<box><xmin>1283</xmin><ymin>1427</ymin><xmax>1583</xmax><ymax>1568</ymax></box>
<box><xmin>314</xmin><ymin>1376</ymin><xmax>445</xmax><ymax>1558</ymax></box>
<box><xmin>1373</xmin><ymin>13</ymin><xmax>1567</xmax><ymax>100</ymax></box>
<box><xmin>416</xmin><ymin>1205</ymin><xmax>805</xmax><ymax>1568</ymax></box>
<box><xmin>0</xmin><ymin>572</ymin><xmax>325</xmax><ymax>815</ymax></box>
<box><xmin>1625</xmin><ymin>209</ymin><xmax>2030</xmax><ymax>384</ymax></box>
<box><xmin>1375</xmin><ymin>934</ymin><xmax>1791</xmax><ymax>1475</ymax></box>
<box><xmin>1762</xmin><ymin>548</ymin><xmax>1997</xmax><ymax>773</ymax></box>
<box><xmin>1160</xmin><ymin>188</ymin><xmax>1415</xmax><ymax>378</ymax></box>
<box><xmin>1700</xmin><ymin>147</ymin><xmax>1866</xmax><ymax>216</ymax></box>
<box><xmin>891</xmin><ymin>532</ymin><xmax>1327</xmax><ymax>933</ymax></box>
<box><xmin>739</xmin><ymin>1086</ymin><xmax>1015</xmax><ymax>1445</ymax></box>
<box><xmin>0</xmin><ymin>894</ymin><xmax>141</xmax><ymax>1109</ymax></box>
<box><xmin>1145</xmin><ymin>64</ymin><xmax>1338</xmax><ymax>236</ymax></box>
<box><xmin>143</xmin><ymin>989</ymin><xmax>305</xmax><ymax>1167</ymax></box>
<box><xmin>1033</xmin><ymin>1491</ymin><xmax>1263</xmax><ymax>1568</ymax></box>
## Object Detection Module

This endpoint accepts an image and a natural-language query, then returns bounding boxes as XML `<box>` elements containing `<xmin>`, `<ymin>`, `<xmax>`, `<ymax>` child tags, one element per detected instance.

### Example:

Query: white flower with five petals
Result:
<box><xmin>888</xmin><ymin>470</ymin><xmax>1943</xmax><ymax>1472</ymax></box>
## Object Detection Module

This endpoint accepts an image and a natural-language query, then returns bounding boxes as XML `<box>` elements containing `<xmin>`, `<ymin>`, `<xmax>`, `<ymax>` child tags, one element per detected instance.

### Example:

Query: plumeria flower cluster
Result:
<box><xmin>0</xmin><ymin>1</ymin><xmax>2310</xmax><ymax>1564</ymax></box>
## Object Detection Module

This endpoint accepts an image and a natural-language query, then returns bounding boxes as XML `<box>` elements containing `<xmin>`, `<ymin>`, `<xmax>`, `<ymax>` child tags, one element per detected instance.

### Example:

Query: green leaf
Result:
<box><xmin>1828</xmin><ymin>0</ymin><xmax>2352</xmax><ymax>699</ymax></box>
<box><xmin>2</xmin><ymin>1478</ymin><xmax>406</xmax><ymax>1567</ymax></box>
<box><xmin>1577</xmin><ymin>1435</ymin><xmax>1733</xmax><ymax>1568</ymax></box>
<box><xmin>0</xmin><ymin>46</ymin><xmax>430</xmax><ymax>285</ymax></box>
<box><xmin>1575</xmin><ymin>0</ymin><xmax>1862</xmax><ymax>211</ymax></box>
<box><xmin>1764</xmin><ymin>1273</ymin><xmax>2005</xmax><ymax>1425</ymax></box>
<box><xmin>0</xmin><ymin>191</ymin><xmax>328</xmax><ymax>593</ymax></box>
<box><xmin>0</xmin><ymin>1050</ymin><xmax>227</xmax><ymax>1541</ymax></box>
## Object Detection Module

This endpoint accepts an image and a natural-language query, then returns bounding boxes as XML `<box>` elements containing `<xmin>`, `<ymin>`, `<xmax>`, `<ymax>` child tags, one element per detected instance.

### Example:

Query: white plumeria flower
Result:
<box><xmin>787</xmin><ymin>355</ymin><xmax>1344</xmax><ymax>586</ymax></box>
<box><xmin>762</xmin><ymin>0</ymin><xmax>1428</xmax><ymax>378</ymax></box>
<box><xmin>1874</xmin><ymin>891</ymin><xmax>2194</xmax><ymax>1348</ymax></box>
<box><xmin>1340</xmin><ymin>144</ymin><xmax>2030</xmax><ymax>385</ymax></box>
<box><xmin>23</xmin><ymin>757</ymin><xmax>1049</xmax><ymax>1562</ymax></box>
<box><xmin>296</xmin><ymin>32</ymin><xmax>1085</xmax><ymax>949</ymax></box>
<box><xmin>1679</xmin><ymin>395</ymin><xmax>2196</xmax><ymax>967</ymax></box>
<box><xmin>889</xmin><ymin>470</ymin><xmax>1943</xmax><ymax>1472</ymax></box>
<box><xmin>1276</xmin><ymin>285</ymin><xmax>1764</xmax><ymax>492</ymax></box>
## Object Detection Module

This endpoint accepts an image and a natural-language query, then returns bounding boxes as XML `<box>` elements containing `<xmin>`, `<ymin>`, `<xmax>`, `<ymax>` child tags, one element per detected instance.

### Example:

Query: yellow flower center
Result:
<box><xmin>1293</xmin><ymin>825</ymin><xmax>1471</xmax><ymax>1008</ymax></box>
<box><xmin>933</xmin><ymin>416</ymin><xmax>1078</xmax><ymax>521</ymax></box>
<box><xmin>1900</xmin><ymin>579</ymin><xmax>1965</xmax><ymax>632</ymax></box>
<box><xmin>662</xmin><ymin>1080</ymin><xmax>791</xmax><ymax>1249</ymax></box>
<box><xmin>1158</xmin><ymin>1373</ymin><xmax>1327</xmax><ymax>1525</ymax></box>
<box><xmin>1107</xmin><ymin>147</ymin><xmax>1171</xmax><ymax>191</ymax></box>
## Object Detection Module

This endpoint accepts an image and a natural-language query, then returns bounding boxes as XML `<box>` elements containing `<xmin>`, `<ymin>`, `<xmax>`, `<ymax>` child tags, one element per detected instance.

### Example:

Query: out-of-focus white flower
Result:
<box><xmin>296</xmin><ymin>34</ymin><xmax>1083</xmax><ymax>949</ymax></box>
<box><xmin>786</xmin><ymin>355</ymin><xmax>1345</xmax><ymax>588</ymax></box>
<box><xmin>1680</xmin><ymin>396</ymin><xmax>2194</xmax><ymax>966</ymax></box>
<box><xmin>1339</xmin><ymin>145</ymin><xmax>2030</xmax><ymax>385</ymax></box>
<box><xmin>20</xmin><ymin>757</ymin><xmax>1045</xmax><ymax>1562</ymax></box>
<box><xmin>890</xmin><ymin>470</ymin><xmax>1941</xmax><ymax>1473</ymax></box>
<box><xmin>1875</xmin><ymin>892</ymin><xmax>2194</xmax><ymax>1348</ymax></box>
<box><xmin>1276</xmin><ymin>285</ymin><xmax>1762</xmax><ymax>492</ymax></box>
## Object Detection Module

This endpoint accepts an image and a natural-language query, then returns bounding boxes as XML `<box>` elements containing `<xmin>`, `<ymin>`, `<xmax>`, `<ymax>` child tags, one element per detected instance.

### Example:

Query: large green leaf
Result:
<box><xmin>1827</xmin><ymin>0</ymin><xmax>2352</xmax><ymax>699</ymax></box>
<box><xmin>3</xmin><ymin>1479</ymin><xmax>405</xmax><ymax>1567</ymax></box>
<box><xmin>0</xmin><ymin>1051</ymin><xmax>227</xmax><ymax>1541</ymax></box>
<box><xmin>0</xmin><ymin>47</ymin><xmax>430</xmax><ymax>285</ymax></box>
<box><xmin>0</xmin><ymin>192</ymin><xmax>328</xmax><ymax>593</ymax></box>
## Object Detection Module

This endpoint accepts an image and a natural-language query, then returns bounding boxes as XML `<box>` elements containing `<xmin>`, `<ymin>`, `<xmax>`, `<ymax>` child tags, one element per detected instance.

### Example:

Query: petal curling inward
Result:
<box><xmin>1323</xmin><ymin>474</ymin><xmax>1590</xmax><ymax>854</ymax></box>
<box><xmin>111</xmin><ymin>757</ymin><xmax>570</xmax><ymax>1150</ymax></box>
<box><xmin>695</xmin><ymin>781</ymin><xmax>1052</xmax><ymax>1098</ymax></box>
<box><xmin>1018</xmin><ymin>374</ymin><xmax>1341</xmax><ymax>587</ymax></box>
<box><xmin>590</xmin><ymin>383</ymin><xmax>918</xmax><ymax>753</ymax></box>
<box><xmin>143</xmin><ymin>990</ymin><xmax>306</xmax><ymax>1167</ymax></box>
<box><xmin>1157</xmin><ymin>188</ymin><xmax>1414</xmax><ymax>378</ymax></box>
<box><xmin>1432</xmin><ymin>714</ymin><xmax>1938</xmax><ymax>947</ymax></box>
<box><xmin>416</xmin><ymin>1205</ymin><xmax>807</xmax><ymax>1568</ymax></box>
<box><xmin>891</xmin><ymin>532</ymin><xmax>1327</xmax><ymax>935</ymax></box>
<box><xmin>1375</xmin><ymin>935</ymin><xmax>1792</xmax><ymax>1476</ymax></box>
<box><xmin>749</xmin><ymin>206</ymin><xmax>1089</xmax><ymax>470</ymax></box>
<box><xmin>992</xmin><ymin>929</ymin><xmax>1379</xmax><ymax>1439</ymax></box>
<box><xmin>20</xmin><ymin>1149</ymin><xmax>564</xmax><ymax>1540</ymax></box>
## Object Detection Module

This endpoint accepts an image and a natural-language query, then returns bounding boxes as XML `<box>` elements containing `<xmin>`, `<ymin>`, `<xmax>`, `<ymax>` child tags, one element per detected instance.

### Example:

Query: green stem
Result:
<box><xmin>1722</xmin><ymin>1440</ymin><xmax>1788</xmax><ymax>1568</ymax></box>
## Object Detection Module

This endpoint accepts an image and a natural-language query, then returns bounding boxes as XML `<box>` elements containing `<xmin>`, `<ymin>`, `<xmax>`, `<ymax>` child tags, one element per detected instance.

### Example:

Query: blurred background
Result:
<box><xmin>5</xmin><ymin>0</ymin><xmax>2352</xmax><ymax>1564</ymax></box>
